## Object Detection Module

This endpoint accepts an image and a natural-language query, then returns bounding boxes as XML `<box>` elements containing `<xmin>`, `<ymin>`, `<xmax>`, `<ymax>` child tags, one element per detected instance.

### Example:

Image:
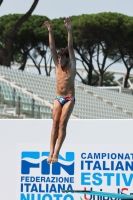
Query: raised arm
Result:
<box><xmin>64</xmin><ymin>17</ymin><xmax>76</xmax><ymax>67</ymax></box>
<box><xmin>44</xmin><ymin>21</ymin><xmax>58</xmax><ymax>66</ymax></box>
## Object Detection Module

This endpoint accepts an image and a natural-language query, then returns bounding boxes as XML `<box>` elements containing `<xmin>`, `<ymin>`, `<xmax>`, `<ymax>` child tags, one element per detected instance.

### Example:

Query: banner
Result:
<box><xmin>0</xmin><ymin>120</ymin><xmax>133</xmax><ymax>200</ymax></box>
<box><xmin>17</xmin><ymin>143</ymin><xmax>133</xmax><ymax>200</ymax></box>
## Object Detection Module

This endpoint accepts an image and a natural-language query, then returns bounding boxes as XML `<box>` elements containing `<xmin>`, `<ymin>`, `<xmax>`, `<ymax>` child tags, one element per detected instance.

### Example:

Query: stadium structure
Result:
<box><xmin>0</xmin><ymin>65</ymin><xmax>133</xmax><ymax>119</ymax></box>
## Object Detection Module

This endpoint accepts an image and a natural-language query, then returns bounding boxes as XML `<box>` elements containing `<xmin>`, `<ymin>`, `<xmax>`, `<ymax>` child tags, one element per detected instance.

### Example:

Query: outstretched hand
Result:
<box><xmin>44</xmin><ymin>21</ymin><xmax>52</xmax><ymax>31</ymax></box>
<box><xmin>64</xmin><ymin>17</ymin><xmax>71</xmax><ymax>30</ymax></box>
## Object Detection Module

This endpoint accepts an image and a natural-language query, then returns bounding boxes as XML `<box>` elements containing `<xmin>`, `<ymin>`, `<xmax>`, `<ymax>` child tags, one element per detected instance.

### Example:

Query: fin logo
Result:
<box><xmin>21</xmin><ymin>152</ymin><xmax>74</xmax><ymax>175</ymax></box>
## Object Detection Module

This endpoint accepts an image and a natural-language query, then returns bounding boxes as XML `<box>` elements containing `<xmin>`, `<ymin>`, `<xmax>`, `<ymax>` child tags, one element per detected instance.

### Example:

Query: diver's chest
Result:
<box><xmin>57</xmin><ymin>67</ymin><xmax>72</xmax><ymax>77</ymax></box>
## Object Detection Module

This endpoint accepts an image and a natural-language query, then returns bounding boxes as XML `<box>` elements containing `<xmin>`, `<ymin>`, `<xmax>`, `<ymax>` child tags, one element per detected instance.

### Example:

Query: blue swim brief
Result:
<box><xmin>55</xmin><ymin>96</ymin><xmax>75</xmax><ymax>105</ymax></box>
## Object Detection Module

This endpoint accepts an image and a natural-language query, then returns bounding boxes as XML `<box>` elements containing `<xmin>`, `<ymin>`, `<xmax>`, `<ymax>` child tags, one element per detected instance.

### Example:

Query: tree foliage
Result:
<box><xmin>72</xmin><ymin>12</ymin><xmax>133</xmax><ymax>86</ymax></box>
<box><xmin>107</xmin><ymin>14</ymin><xmax>133</xmax><ymax>87</ymax></box>
<box><xmin>1</xmin><ymin>12</ymin><xmax>133</xmax><ymax>86</ymax></box>
<box><xmin>0</xmin><ymin>0</ymin><xmax>39</xmax><ymax>67</ymax></box>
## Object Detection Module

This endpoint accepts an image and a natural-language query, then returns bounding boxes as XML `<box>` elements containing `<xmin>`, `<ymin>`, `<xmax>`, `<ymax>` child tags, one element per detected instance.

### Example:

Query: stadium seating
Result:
<box><xmin>0</xmin><ymin>65</ymin><xmax>132</xmax><ymax>119</ymax></box>
<box><xmin>75</xmin><ymin>81</ymin><xmax>133</xmax><ymax>116</ymax></box>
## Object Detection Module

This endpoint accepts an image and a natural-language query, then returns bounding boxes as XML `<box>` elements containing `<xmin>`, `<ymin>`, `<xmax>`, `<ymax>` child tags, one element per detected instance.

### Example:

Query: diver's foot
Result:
<box><xmin>52</xmin><ymin>154</ymin><xmax>58</xmax><ymax>164</ymax></box>
<box><xmin>47</xmin><ymin>154</ymin><xmax>53</xmax><ymax>164</ymax></box>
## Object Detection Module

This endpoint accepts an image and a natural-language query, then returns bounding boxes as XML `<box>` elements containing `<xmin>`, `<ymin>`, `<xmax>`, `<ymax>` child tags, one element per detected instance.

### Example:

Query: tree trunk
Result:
<box><xmin>44</xmin><ymin>55</ymin><xmax>48</xmax><ymax>76</ymax></box>
<box><xmin>0</xmin><ymin>0</ymin><xmax>39</xmax><ymax>67</ymax></box>
<box><xmin>19</xmin><ymin>54</ymin><xmax>27</xmax><ymax>71</ymax></box>
<box><xmin>28</xmin><ymin>52</ymin><xmax>42</xmax><ymax>75</ymax></box>
<box><xmin>36</xmin><ymin>67</ymin><xmax>41</xmax><ymax>74</ymax></box>
<box><xmin>0</xmin><ymin>49</ymin><xmax>4</xmax><ymax>65</ymax></box>
<box><xmin>98</xmin><ymin>73</ymin><xmax>103</xmax><ymax>86</ymax></box>
<box><xmin>0</xmin><ymin>0</ymin><xmax>3</xmax><ymax>6</ymax></box>
<box><xmin>87</xmin><ymin>66</ymin><xmax>92</xmax><ymax>85</ymax></box>
<box><xmin>76</xmin><ymin>71</ymin><xmax>86</xmax><ymax>84</ymax></box>
<box><xmin>124</xmin><ymin>68</ymin><xmax>131</xmax><ymax>88</ymax></box>
<box><xmin>0</xmin><ymin>49</ymin><xmax>10</xmax><ymax>67</ymax></box>
<box><xmin>6</xmin><ymin>0</ymin><xmax>39</xmax><ymax>53</ymax></box>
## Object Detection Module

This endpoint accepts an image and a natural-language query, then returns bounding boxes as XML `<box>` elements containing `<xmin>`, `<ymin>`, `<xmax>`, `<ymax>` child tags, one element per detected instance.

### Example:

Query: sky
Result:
<box><xmin>1</xmin><ymin>0</ymin><xmax>133</xmax><ymax>19</ymax></box>
<box><xmin>0</xmin><ymin>0</ymin><xmax>133</xmax><ymax>75</ymax></box>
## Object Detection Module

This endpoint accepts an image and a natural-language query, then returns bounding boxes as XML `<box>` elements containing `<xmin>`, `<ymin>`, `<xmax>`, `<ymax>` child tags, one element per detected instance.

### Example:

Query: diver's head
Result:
<box><xmin>57</xmin><ymin>48</ymin><xmax>69</xmax><ymax>68</ymax></box>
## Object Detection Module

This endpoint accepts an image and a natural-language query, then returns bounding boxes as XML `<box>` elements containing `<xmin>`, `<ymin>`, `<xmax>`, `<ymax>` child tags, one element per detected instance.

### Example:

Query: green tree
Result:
<box><xmin>50</xmin><ymin>17</ymin><xmax>67</xmax><ymax>49</ymax></box>
<box><xmin>0</xmin><ymin>14</ymin><xmax>50</xmax><ymax>74</ymax></box>
<box><xmin>0</xmin><ymin>0</ymin><xmax>39</xmax><ymax>67</ymax></box>
<box><xmin>108</xmin><ymin>17</ymin><xmax>133</xmax><ymax>88</ymax></box>
<box><xmin>14</xmin><ymin>14</ymin><xmax>49</xmax><ymax>74</ymax></box>
<box><xmin>72</xmin><ymin>13</ymin><xmax>132</xmax><ymax>86</ymax></box>
<box><xmin>0</xmin><ymin>15</ymin><xmax>67</xmax><ymax>74</ymax></box>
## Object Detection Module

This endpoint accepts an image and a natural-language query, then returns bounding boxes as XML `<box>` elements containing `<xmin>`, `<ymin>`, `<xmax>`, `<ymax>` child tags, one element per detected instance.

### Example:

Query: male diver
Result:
<box><xmin>44</xmin><ymin>17</ymin><xmax>76</xmax><ymax>164</ymax></box>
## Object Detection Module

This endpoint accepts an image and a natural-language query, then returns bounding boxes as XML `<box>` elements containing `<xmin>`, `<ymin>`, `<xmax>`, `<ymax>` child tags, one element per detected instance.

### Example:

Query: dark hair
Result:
<box><xmin>57</xmin><ymin>48</ymin><xmax>69</xmax><ymax>58</ymax></box>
